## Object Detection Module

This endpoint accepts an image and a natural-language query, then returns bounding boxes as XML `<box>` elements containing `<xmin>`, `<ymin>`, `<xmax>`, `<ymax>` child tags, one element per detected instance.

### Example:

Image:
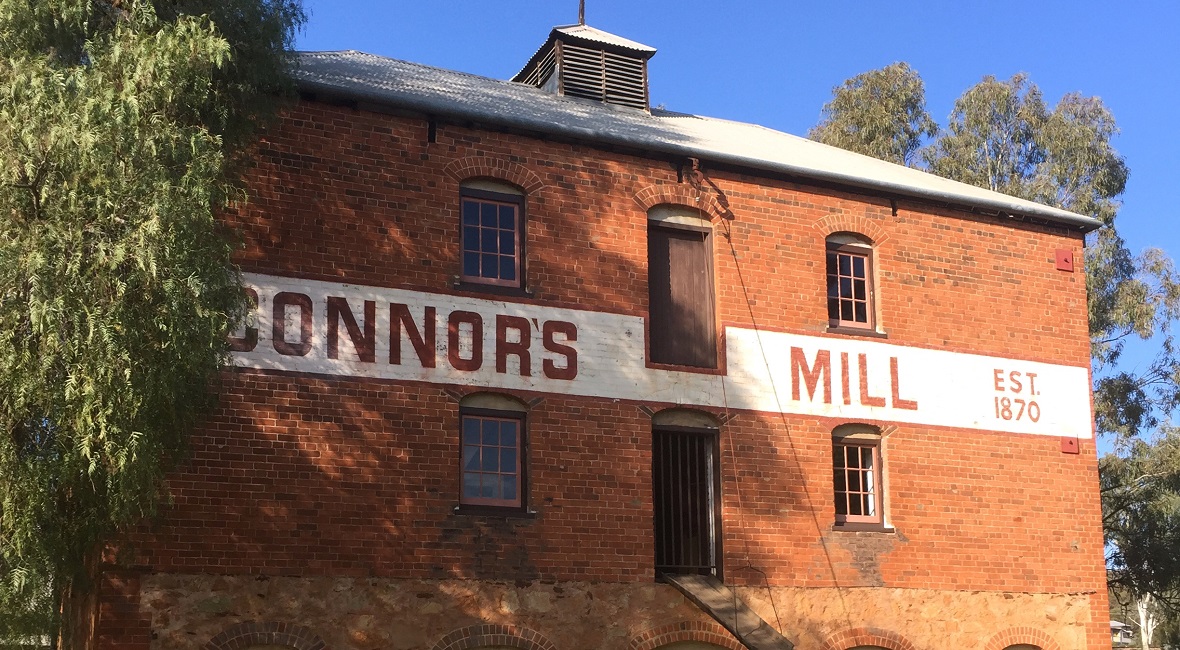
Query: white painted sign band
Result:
<box><xmin>230</xmin><ymin>273</ymin><xmax>1094</xmax><ymax>439</ymax></box>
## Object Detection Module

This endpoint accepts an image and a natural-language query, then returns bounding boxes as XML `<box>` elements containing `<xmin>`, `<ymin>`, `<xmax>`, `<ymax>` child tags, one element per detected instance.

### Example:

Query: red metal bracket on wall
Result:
<box><xmin>1061</xmin><ymin>437</ymin><xmax>1080</xmax><ymax>454</ymax></box>
<box><xmin>1055</xmin><ymin>249</ymin><xmax>1075</xmax><ymax>272</ymax></box>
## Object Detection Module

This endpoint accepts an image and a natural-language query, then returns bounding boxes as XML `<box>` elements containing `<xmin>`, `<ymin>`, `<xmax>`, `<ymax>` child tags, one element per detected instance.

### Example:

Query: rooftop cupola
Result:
<box><xmin>512</xmin><ymin>22</ymin><xmax>656</xmax><ymax>111</ymax></box>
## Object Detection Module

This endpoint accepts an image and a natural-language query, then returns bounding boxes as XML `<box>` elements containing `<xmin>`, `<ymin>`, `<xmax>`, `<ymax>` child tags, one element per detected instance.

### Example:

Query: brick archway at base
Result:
<box><xmin>629</xmin><ymin>620</ymin><xmax>745</xmax><ymax>650</ymax></box>
<box><xmin>429</xmin><ymin>624</ymin><xmax>557</xmax><ymax>650</ymax></box>
<box><xmin>983</xmin><ymin>627</ymin><xmax>1063</xmax><ymax>650</ymax></box>
<box><xmin>204</xmin><ymin>621</ymin><xmax>327</xmax><ymax>650</ymax></box>
<box><xmin>820</xmin><ymin>627</ymin><xmax>915</xmax><ymax>650</ymax></box>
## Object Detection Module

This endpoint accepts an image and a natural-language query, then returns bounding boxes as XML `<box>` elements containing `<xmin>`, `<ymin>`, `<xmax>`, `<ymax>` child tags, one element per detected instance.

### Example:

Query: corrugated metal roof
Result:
<box><xmin>294</xmin><ymin>50</ymin><xmax>1101</xmax><ymax>232</ymax></box>
<box><xmin>552</xmin><ymin>24</ymin><xmax>657</xmax><ymax>54</ymax></box>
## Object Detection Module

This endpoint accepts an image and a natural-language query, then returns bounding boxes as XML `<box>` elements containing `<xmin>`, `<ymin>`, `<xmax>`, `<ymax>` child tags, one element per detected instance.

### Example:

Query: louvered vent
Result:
<box><xmin>520</xmin><ymin>46</ymin><xmax>557</xmax><ymax>92</ymax></box>
<box><xmin>513</xmin><ymin>25</ymin><xmax>654</xmax><ymax>112</ymax></box>
<box><xmin>559</xmin><ymin>44</ymin><xmax>648</xmax><ymax>110</ymax></box>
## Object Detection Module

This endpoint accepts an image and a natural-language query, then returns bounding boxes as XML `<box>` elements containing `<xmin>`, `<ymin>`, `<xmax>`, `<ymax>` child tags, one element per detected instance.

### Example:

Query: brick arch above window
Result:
<box><xmin>204</xmin><ymin>621</ymin><xmax>327</xmax><ymax>650</ymax></box>
<box><xmin>812</xmin><ymin>214</ymin><xmax>890</xmax><ymax>245</ymax></box>
<box><xmin>429</xmin><ymin>624</ymin><xmax>557</xmax><ymax>650</ymax></box>
<box><xmin>819</xmin><ymin>627</ymin><xmax>915</xmax><ymax>650</ymax></box>
<box><xmin>443</xmin><ymin>157</ymin><xmax>545</xmax><ymax>195</ymax></box>
<box><xmin>629</xmin><ymin>620</ymin><xmax>745</xmax><ymax>650</ymax></box>
<box><xmin>983</xmin><ymin>627</ymin><xmax>1062</xmax><ymax>650</ymax></box>
<box><xmin>633</xmin><ymin>185</ymin><xmax>725</xmax><ymax>222</ymax></box>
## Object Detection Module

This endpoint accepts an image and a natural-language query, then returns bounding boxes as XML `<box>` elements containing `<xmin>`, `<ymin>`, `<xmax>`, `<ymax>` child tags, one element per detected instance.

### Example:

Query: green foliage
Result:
<box><xmin>1103</xmin><ymin>430</ymin><xmax>1180</xmax><ymax>609</ymax></box>
<box><xmin>923</xmin><ymin>73</ymin><xmax>1048</xmax><ymax>196</ymax></box>
<box><xmin>0</xmin><ymin>0</ymin><xmax>304</xmax><ymax>644</ymax></box>
<box><xmin>809</xmin><ymin>62</ymin><xmax>938</xmax><ymax>167</ymax></box>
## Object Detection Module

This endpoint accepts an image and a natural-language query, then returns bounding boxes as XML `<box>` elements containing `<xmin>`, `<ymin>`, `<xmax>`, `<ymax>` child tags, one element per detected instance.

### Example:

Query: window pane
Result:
<box><xmin>480</xmin><ymin>477</ymin><xmax>495</xmax><ymax>498</ymax></box>
<box><xmin>463</xmin><ymin>226</ymin><xmax>480</xmax><ymax>251</ymax></box>
<box><xmin>841</xmin><ymin>301</ymin><xmax>854</xmax><ymax>321</ymax></box>
<box><xmin>462</xmin><ymin>445</ymin><xmax>480</xmax><ymax>471</ymax></box>
<box><xmin>481</xmin><ymin>202</ymin><xmax>497</xmax><ymax>227</ymax></box>
<box><xmin>462</xmin><ymin>200</ymin><xmax>480</xmax><ymax>225</ymax></box>
<box><xmin>846</xmin><ymin>446</ymin><xmax>861</xmax><ymax>469</ymax></box>
<box><xmin>501</xmin><ymin>475</ymin><xmax>517</xmax><ymax>501</ymax></box>
<box><xmin>840</xmin><ymin>277</ymin><xmax>853</xmax><ymax>297</ymax></box>
<box><xmin>852</xmin><ymin>255</ymin><xmax>865</xmax><ymax>277</ymax></box>
<box><xmin>833</xmin><ymin>445</ymin><xmax>845</xmax><ymax>468</ymax></box>
<box><xmin>828</xmin><ymin>298</ymin><xmax>840</xmax><ymax>321</ymax></box>
<box><xmin>499</xmin><ymin>256</ymin><xmax>516</xmax><ymax>281</ymax></box>
<box><xmin>826</xmin><ymin>252</ymin><xmax>837</xmax><ymax>275</ymax></box>
<box><xmin>854</xmin><ymin>279</ymin><xmax>866</xmax><ymax>301</ymax></box>
<box><xmin>861</xmin><ymin>448</ymin><xmax>875</xmax><ymax>470</ymax></box>
<box><xmin>500</xmin><ymin>448</ymin><xmax>517</xmax><ymax>472</ymax></box>
<box><xmin>481</xmin><ymin>447</ymin><xmax>499</xmax><ymax>471</ymax></box>
<box><xmin>463</xmin><ymin>252</ymin><xmax>480</xmax><ymax>277</ymax></box>
<box><xmin>847</xmin><ymin>471</ymin><xmax>862</xmax><ymax>492</ymax></box>
<box><xmin>835</xmin><ymin>494</ymin><xmax>848</xmax><ymax>515</ymax></box>
<box><xmin>854</xmin><ymin>302</ymin><xmax>868</xmax><ymax>323</ymax></box>
<box><xmin>500</xmin><ymin>423</ymin><xmax>517</xmax><ymax>447</ymax></box>
<box><xmin>499</xmin><ymin>230</ymin><xmax>516</xmax><ymax>256</ymax></box>
<box><xmin>838</xmin><ymin>254</ymin><xmax>851</xmax><ymax>275</ymax></box>
<box><xmin>849</xmin><ymin>494</ymin><xmax>863</xmax><ymax>515</ymax></box>
<box><xmin>481</xmin><ymin>228</ymin><xmax>498</xmax><ymax>254</ymax></box>
<box><xmin>827</xmin><ymin>276</ymin><xmax>839</xmax><ymax>299</ymax></box>
<box><xmin>834</xmin><ymin>471</ymin><xmax>846</xmax><ymax>492</ymax></box>
<box><xmin>862</xmin><ymin>494</ymin><xmax>874</xmax><ymax>516</ymax></box>
<box><xmin>481</xmin><ymin>420</ymin><xmax>499</xmax><ymax>445</ymax></box>
<box><xmin>462</xmin><ymin>418</ymin><xmax>481</xmax><ymax>444</ymax></box>
<box><xmin>462</xmin><ymin>472</ymin><xmax>480</xmax><ymax>499</ymax></box>
<box><xmin>499</xmin><ymin>205</ymin><xmax>516</xmax><ymax>229</ymax></box>
<box><xmin>481</xmin><ymin>254</ymin><xmax>498</xmax><ymax>278</ymax></box>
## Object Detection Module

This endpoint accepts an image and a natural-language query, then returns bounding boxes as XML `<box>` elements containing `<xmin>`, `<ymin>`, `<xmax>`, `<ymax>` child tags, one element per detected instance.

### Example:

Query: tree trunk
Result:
<box><xmin>1137</xmin><ymin>593</ymin><xmax>1156</xmax><ymax>650</ymax></box>
<box><xmin>56</xmin><ymin>547</ymin><xmax>100</xmax><ymax>650</ymax></box>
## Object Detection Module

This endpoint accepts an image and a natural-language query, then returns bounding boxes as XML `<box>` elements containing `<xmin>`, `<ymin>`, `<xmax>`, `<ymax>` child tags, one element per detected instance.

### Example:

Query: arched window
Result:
<box><xmin>832</xmin><ymin>423</ymin><xmax>885</xmax><ymax>527</ymax></box>
<box><xmin>460</xmin><ymin>179</ymin><xmax>526</xmax><ymax>289</ymax></box>
<box><xmin>458</xmin><ymin>392</ymin><xmax>528</xmax><ymax>510</ymax></box>
<box><xmin>651</xmin><ymin>408</ymin><xmax>722</xmax><ymax>577</ymax></box>
<box><xmin>826</xmin><ymin>232</ymin><xmax>875</xmax><ymax>330</ymax></box>
<box><xmin>647</xmin><ymin>205</ymin><xmax>716</xmax><ymax>368</ymax></box>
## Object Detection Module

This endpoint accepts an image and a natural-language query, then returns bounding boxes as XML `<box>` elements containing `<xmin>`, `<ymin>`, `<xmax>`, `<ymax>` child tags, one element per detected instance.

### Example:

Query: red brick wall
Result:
<box><xmin>105</xmin><ymin>99</ymin><xmax>1107</xmax><ymax>647</ymax></box>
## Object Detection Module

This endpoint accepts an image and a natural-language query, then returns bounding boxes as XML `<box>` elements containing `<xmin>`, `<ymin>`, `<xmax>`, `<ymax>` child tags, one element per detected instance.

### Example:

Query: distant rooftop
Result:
<box><xmin>292</xmin><ymin>49</ymin><xmax>1101</xmax><ymax>232</ymax></box>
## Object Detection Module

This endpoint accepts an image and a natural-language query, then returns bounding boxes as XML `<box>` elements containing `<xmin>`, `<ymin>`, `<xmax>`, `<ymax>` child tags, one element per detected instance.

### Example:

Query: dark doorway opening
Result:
<box><xmin>653</xmin><ymin>426</ymin><xmax>721</xmax><ymax>578</ymax></box>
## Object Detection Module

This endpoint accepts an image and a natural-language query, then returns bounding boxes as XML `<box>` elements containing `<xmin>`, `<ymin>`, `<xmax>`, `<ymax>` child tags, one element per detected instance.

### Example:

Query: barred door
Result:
<box><xmin>653</xmin><ymin>427</ymin><xmax>720</xmax><ymax>577</ymax></box>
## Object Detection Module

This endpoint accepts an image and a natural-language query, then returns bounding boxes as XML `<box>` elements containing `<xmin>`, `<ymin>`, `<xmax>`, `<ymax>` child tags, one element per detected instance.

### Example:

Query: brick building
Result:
<box><xmin>96</xmin><ymin>22</ymin><xmax>1108</xmax><ymax>650</ymax></box>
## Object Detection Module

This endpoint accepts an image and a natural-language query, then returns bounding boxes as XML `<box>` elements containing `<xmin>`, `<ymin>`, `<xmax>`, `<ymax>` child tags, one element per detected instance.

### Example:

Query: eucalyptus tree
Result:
<box><xmin>0</xmin><ymin>1</ymin><xmax>304</xmax><ymax>646</ymax></box>
<box><xmin>814</xmin><ymin>66</ymin><xmax>1180</xmax><ymax>628</ymax></box>
<box><xmin>809</xmin><ymin>62</ymin><xmax>938</xmax><ymax>167</ymax></box>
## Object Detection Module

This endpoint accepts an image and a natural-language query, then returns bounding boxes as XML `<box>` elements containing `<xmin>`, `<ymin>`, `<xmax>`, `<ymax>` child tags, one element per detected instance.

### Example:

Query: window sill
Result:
<box><xmin>453</xmin><ymin>504</ymin><xmax>537</xmax><ymax>519</ymax></box>
<box><xmin>453</xmin><ymin>280</ymin><xmax>533</xmax><ymax>299</ymax></box>
<box><xmin>831</xmin><ymin>521</ymin><xmax>895</xmax><ymax>533</ymax></box>
<box><xmin>646</xmin><ymin>359</ymin><xmax>724</xmax><ymax>375</ymax></box>
<box><xmin>826</xmin><ymin>325</ymin><xmax>888</xmax><ymax>339</ymax></box>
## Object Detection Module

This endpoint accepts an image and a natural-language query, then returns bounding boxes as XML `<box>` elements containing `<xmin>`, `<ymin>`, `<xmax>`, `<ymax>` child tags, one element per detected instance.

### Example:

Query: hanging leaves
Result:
<box><xmin>0</xmin><ymin>0</ymin><xmax>304</xmax><ymax>645</ymax></box>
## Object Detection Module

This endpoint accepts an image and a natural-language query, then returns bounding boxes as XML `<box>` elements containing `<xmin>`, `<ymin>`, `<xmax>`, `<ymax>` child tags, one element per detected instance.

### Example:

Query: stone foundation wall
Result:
<box><xmin>139</xmin><ymin>574</ymin><xmax>1096</xmax><ymax>650</ymax></box>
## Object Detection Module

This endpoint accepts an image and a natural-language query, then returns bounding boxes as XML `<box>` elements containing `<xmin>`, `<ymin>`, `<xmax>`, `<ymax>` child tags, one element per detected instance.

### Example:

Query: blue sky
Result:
<box><xmin>295</xmin><ymin>0</ymin><xmax>1180</xmax><ymax>418</ymax></box>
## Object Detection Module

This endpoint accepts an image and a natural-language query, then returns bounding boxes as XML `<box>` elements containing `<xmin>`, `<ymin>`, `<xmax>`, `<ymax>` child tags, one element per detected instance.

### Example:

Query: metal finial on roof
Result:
<box><xmin>578</xmin><ymin>0</ymin><xmax>585</xmax><ymax>25</ymax></box>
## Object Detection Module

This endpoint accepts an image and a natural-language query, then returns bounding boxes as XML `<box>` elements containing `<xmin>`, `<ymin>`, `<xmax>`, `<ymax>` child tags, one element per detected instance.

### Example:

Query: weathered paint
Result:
<box><xmin>231</xmin><ymin>273</ymin><xmax>1092</xmax><ymax>438</ymax></box>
